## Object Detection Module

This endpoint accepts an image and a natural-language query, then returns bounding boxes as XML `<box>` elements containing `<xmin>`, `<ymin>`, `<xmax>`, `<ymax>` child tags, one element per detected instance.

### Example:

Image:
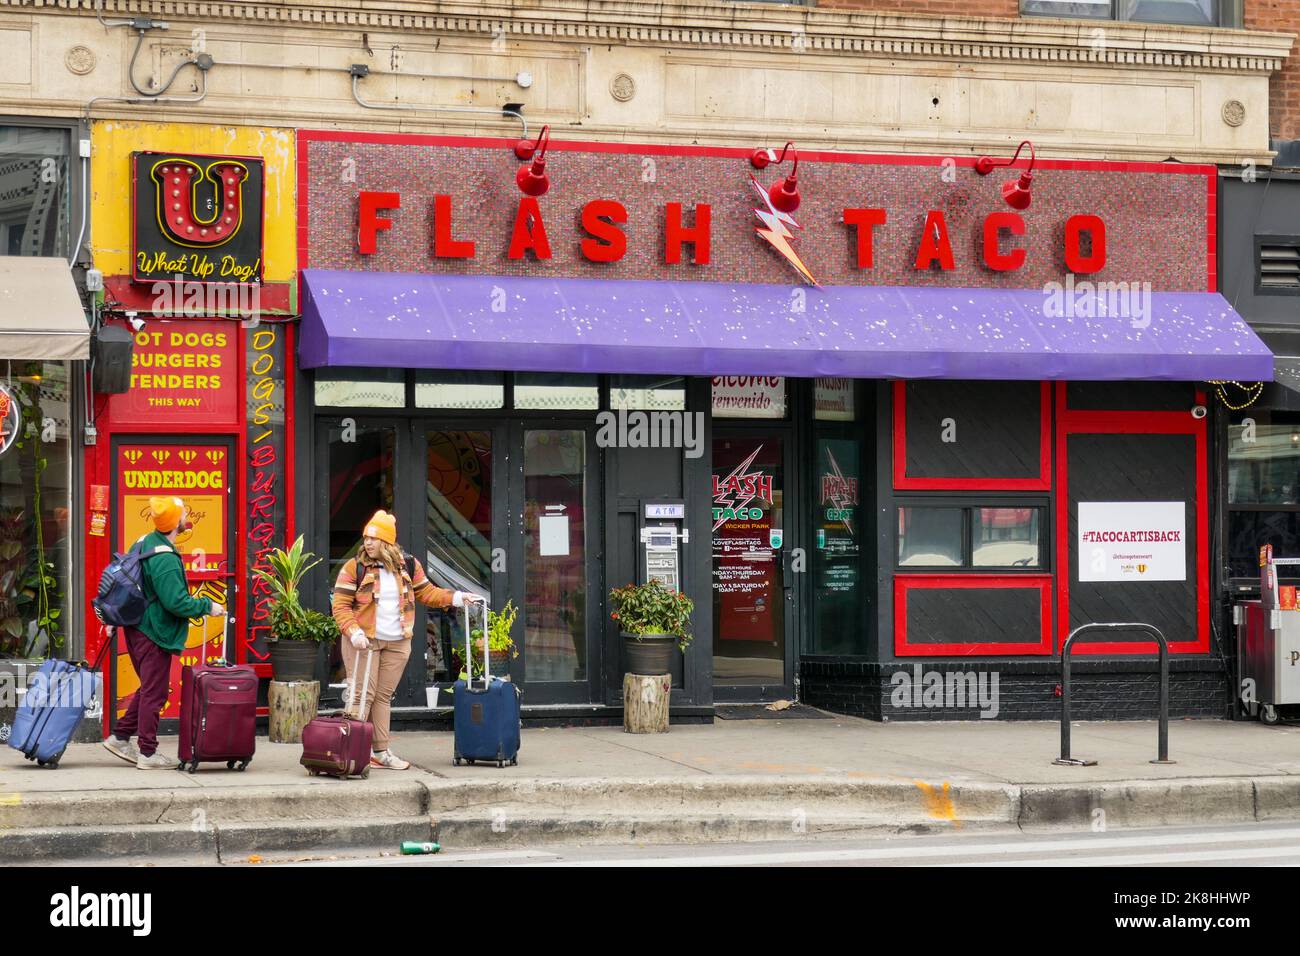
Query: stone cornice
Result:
<box><xmin>2</xmin><ymin>0</ymin><xmax>1293</xmax><ymax>73</ymax></box>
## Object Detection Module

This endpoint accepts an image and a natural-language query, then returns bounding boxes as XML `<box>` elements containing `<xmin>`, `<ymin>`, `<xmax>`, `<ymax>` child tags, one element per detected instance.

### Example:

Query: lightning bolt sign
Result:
<box><xmin>750</xmin><ymin>174</ymin><xmax>818</xmax><ymax>286</ymax></box>
<box><xmin>712</xmin><ymin>444</ymin><xmax>768</xmax><ymax>532</ymax></box>
<box><xmin>824</xmin><ymin>447</ymin><xmax>854</xmax><ymax>535</ymax></box>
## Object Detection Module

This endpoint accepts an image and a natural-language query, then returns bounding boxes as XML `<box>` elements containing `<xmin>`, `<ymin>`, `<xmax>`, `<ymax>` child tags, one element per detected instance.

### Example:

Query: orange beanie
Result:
<box><xmin>364</xmin><ymin>510</ymin><xmax>397</xmax><ymax>545</ymax></box>
<box><xmin>150</xmin><ymin>496</ymin><xmax>184</xmax><ymax>533</ymax></box>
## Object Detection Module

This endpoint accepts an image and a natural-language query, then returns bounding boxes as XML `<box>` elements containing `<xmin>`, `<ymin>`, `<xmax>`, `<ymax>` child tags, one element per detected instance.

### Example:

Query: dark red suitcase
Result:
<box><xmin>301</xmin><ymin>647</ymin><xmax>373</xmax><ymax>779</ymax></box>
<box><xmin>178</xmin><ymin>615</ymin><xmax>257</xmax><ymax>773</ymax></box>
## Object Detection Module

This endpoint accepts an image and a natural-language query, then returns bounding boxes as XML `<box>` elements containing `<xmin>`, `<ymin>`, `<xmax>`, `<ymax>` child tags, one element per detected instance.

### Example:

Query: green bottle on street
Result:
<box><xmin>400</xmin><ymin>841</ymin><xmax>441</xmax><ymax>855</ymax></box>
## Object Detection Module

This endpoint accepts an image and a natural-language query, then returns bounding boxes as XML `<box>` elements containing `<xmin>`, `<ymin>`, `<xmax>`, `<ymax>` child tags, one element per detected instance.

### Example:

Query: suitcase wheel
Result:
<box><xmin>238</xmin><ymin>760</ymin><xmax>250</xmax><ymax>772</ymax></box>
<box><xmin>186</xmin><ymin>761</ymin><xmax>197</xmax><ymax>774</ymax></box>
<box><xmin>452</xmin><ymin>757</ymin><xmax>461</xmax><ymax>767</ymax></box>
<box><xmin>497</xmin><ymin>760</ymin><xmax>504</xmax><ymax>768</ymax></box>
<box><xmin>466</xmin><ymin>758</ymin><xmax>476</xmax><ymax>766</ymax></box>
<box><xmin>226</xmin><ymin>760</ymin><xmax>236</xmax><ymax>770</ymax></box>
<box><xmin>360</xmin><ymin>766</ymin><xmax>370</xmax><ymax>779</ymax></box>
<box><xmin>510</xmin><ymin>757</ymin><xmax>518</xmax><ymax>767</ymax></box>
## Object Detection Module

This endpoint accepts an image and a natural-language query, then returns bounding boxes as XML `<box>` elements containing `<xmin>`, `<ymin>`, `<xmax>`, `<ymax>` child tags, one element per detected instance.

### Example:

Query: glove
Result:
<box><xmin>350</xmin><ymin>629</ymin><xmax>368</xmax><ymax>650</ymax></box>
<box><xmin>209</xmin><ymin>602</ymin><xmax>225</xmax><ymax>617</ymax></box>
<box><xmin>453</xmin><ymin>591</ymin><xmax>484</xmax><ymax>607</ymax></box>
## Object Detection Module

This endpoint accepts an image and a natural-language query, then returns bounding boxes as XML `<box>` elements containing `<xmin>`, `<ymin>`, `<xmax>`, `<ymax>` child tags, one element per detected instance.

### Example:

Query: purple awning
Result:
<box><xmin>298</xmin><ymin>270</ymin><xmax>1273</xmax><ymax>381</ymax></box>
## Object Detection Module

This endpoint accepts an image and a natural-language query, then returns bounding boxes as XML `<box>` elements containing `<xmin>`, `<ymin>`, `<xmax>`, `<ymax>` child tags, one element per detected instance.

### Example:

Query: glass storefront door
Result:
<box><xmin>711</xmin><ymin>432</ymin><xmax>795</xmax><ymax>699</ymax></box>
<box><xmin>316</xmin><ymin>416</ymin><xmax>601</xmax><ymax>707</ymax></box>
<box><xmin>421</xmin><ymin>429</ymin><xmax>495</xmax><ymax>688</ymax></box>
<box><xmin>516</xmin><ymin>426</ymin><xmax>599</xmax><ymax>703</ymax></box>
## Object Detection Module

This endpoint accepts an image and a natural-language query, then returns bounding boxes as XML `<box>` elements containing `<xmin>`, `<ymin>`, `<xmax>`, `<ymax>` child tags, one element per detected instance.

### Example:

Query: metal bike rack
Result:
<box><xmin>1054</xmin><ymin>622</ymin><xmax>1174</xmax><ymax>767</ymax></box>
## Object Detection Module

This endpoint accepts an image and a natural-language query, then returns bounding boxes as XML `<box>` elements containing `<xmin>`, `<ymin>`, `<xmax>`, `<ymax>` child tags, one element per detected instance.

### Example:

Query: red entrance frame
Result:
<box><xmin>894</xmin><ymin>573</ymin><xmax>1054</xmax><ymax>656</ymax></box>
<box><xmin>892</xmin><ymin>380</ymin><xmax>1052</xmax><ymax>491</ymax></box>
<box><xmin>1053</xmin><ymin>382</ymin><xmax>1210</xmax><ymax>655</ymax></box>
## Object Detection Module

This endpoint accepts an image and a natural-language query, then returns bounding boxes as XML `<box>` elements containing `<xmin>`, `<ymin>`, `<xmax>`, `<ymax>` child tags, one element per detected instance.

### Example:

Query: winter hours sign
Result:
<box><xmin>1077</xmin><ymin>501</ymin><xmax>1186</xmax><ymax>583</ymax></box>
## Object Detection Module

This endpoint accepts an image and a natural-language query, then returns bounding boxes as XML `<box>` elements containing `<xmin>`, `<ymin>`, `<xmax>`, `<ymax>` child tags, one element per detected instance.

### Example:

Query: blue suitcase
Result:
<box><xmin>453</xmin><ymin>600</ymin><xmax>520</xmax><ymax>768</ymax></box>
<box><xmin>9</xmin><ymin>641</ymin><xmax>107</xmax><ymax>768</ymax></box>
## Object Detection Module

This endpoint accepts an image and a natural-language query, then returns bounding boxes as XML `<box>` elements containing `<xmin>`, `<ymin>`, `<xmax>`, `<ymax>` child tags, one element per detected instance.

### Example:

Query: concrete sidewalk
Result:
<box><xmin>3</xmin><ymin>713</ymin><xmax>1300</xmax><ymax>862</ymax></box>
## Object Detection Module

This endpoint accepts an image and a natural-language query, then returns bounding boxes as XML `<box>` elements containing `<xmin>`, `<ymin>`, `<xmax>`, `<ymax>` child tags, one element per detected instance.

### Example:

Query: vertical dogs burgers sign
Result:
<box><xmin>131</xmin><ymin>151</ymin><xmax>265</xmax><ymax>285</ymax></box>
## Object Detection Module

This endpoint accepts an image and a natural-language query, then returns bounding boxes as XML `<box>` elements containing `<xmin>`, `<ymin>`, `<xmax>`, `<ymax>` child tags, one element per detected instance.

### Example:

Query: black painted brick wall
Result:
<box><xmin>801</xmin><ymin>658</ymin><xmax>1229</xmax><ymax>722</ymax></box>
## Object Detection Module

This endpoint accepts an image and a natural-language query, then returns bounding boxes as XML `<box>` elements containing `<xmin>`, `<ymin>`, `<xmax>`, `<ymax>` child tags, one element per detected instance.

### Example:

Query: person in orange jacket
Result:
<box><xmin>332</xmin><ymin>510</ymin><xmax>482</xmax><ymax>770</ymax></box>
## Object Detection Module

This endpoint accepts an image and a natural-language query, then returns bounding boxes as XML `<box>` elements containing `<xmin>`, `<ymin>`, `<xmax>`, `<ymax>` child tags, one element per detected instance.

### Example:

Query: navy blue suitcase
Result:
<box><xmin>452</xmin><ymin>600</ymin><xmax>520</xmax><ymax>768</ymax></box>
<box><xmin>8</xmin><ymin>640</ymin><xmax>107</xmax><ymax>768</ymax></box>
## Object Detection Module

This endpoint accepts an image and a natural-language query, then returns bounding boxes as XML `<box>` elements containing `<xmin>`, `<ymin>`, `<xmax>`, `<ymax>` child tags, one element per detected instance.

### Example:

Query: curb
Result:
<box><xmin>2</xmin><ymin>774</ymin><xmax>1297</xmax><ymax>861</ymax></box>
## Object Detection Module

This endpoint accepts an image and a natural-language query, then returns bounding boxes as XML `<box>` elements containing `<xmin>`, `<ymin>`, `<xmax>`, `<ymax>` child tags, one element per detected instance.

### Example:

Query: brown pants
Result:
<box><xmin>341</xmin><ymin>637</ymin><xmax>411</xmax><ymax>751</ymax></box>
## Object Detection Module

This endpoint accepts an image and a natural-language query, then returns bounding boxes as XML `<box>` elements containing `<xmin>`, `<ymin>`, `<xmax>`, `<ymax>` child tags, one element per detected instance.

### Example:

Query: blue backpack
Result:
<box><xmin>92</xmin><ymin>541</ymin><xmax>166</xmax><ymax>628</ymax></box>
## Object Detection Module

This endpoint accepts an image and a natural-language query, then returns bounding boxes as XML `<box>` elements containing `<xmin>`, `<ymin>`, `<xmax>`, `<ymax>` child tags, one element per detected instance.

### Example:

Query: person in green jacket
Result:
<box><xmin>102</xmin><ymin>496</ymin><xmax>225</xmax><ymax>769</ymax></box>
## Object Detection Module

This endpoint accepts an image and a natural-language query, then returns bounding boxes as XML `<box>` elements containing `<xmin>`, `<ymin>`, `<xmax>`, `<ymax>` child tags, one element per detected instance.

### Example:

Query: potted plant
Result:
<box><xmin>453</xmin><ymin>599</ymin><xmax>518</xmax><ymax>681</ymax></box>
<box><xmin>609</xmin><ymin>580</ymin><xmax>693</xmax><ymax>675</ymax></box>
<box><xmin>253</xmin><ymin>535</ymin><xmax>339</xmax><ymax>682</ymax></box>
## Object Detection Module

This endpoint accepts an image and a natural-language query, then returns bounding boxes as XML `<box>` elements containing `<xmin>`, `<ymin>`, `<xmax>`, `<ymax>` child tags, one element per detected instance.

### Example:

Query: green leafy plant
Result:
<box><xmin>609</xmin><ymin>579</ymin><xmax>694</xmax><ymax>651</ymax></box>
<box><xmin>253</xmin><ymin>535</ymin><xmax>337</xmax><ymax>643</ymax></box>
<box><xmin>268</xmin><ymin>600</ymin><xmax>339</xmax><ymax>644</ymax></box>
<box><xmin>455</xmin><ymin>598</ymin><xmax>518</xmax><ymax>681</ymax></box>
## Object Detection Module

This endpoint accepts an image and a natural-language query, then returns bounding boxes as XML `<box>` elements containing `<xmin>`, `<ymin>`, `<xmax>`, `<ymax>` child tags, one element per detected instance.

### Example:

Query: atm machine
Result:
<box><xmin>640</xmin><ymin>500</ymin><xmax>689</xmax><ymax>591</ymax></box>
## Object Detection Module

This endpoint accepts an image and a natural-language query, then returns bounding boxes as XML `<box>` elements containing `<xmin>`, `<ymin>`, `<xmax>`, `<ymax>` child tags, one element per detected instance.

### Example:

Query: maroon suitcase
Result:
<box><xmin>301</xmin><ymin>647</ymin><xmax>373</xmax><ymax>779</ymax></box>
<box><xmin>178</xmin><ymin>615</ymin><xmax>257</xmax><ymax>773</ymax></box>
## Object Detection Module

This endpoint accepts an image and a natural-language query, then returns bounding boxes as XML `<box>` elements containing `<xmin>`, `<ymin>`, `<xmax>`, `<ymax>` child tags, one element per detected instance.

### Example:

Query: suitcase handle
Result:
<box><xmin>464</xmin><ymin>596</ymin><xmax>490</xmax><ymax>687</ymax></box>
<box><xmin>350</xmin><ymin>646</ymin><xmax>373</xmax><ymax>719</ymax></box>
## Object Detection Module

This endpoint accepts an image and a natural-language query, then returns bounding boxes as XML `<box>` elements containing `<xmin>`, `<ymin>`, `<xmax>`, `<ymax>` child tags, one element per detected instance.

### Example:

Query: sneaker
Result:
<box><xmin>136</xmin><ymin>752</ymin><xmax>177</xmax><ymax>770</ymax></box>
<box><xmin>102</xmin><ymin>736</ymin><xmax>138</xmax><ymax>765</ymax></box>
<box><xmin>370</xmin><ymin>750</ymin><xmax>410</xmax><ymax>771</ymax></box>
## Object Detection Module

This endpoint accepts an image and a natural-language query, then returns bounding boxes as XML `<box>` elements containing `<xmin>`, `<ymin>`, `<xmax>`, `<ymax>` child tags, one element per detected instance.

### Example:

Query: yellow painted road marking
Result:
<box><xmin>0</xmin><ymin>793</ymin><xmax>20</xmax><ymax>806</ymax></box>
<box><xmin>914</xmin><ymin>780</ymin><xmax>961</xmax><ymax>827</ymax></box>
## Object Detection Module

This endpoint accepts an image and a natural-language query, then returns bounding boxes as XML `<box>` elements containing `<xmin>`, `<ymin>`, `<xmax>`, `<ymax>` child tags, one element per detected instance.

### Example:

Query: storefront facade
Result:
<box><xmin>0</xmin><ymin>0</ymin><xmax>1274</xmax><ymax>726</ymax></box>
<box><xmin>0</xmin><ymin>116</ymin><xmax>90</xmax><ymax>740</ymax></box>
<box><xmin>293</xmin><ymin>129</ymin><xmax>1269</xmax><ymax>720</ymax></box>
<box><xmin>82</xmin><ymin>121</ymin><xmax>296</xmax><ymax>729</ymax></box>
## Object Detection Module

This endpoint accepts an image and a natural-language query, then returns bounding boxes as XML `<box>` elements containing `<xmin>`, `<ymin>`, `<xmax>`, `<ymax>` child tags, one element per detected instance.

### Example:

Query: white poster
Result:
<box><xmin>538</xmin><ymin>514</ymin><xmax>570</xmax><ymax>556</ymax></box>
<box><xmin>1077</xmin><ymin>501</ymin><xmax>1186</xmax><ymax>582</ymax></box>
<box><xmin>711</xmin><ymin>376</ymin><xmax>786</xmax><ymax>419</ymax></box>
<box><xmin>814</xmin><ymin>377</ymin><xmax>855</xmax><ymax>421</ymax></box>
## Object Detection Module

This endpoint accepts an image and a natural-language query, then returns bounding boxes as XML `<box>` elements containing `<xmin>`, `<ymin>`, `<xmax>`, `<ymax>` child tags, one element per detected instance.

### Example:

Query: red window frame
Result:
<box><xmin>1054</xmin><ymin>382</ymin><xmax>1210</xmax><ymax>655</ymax></box>
<box><xmin>892</xmin><ymin>380</ymin><xmax>1051</xmax><ymax>490</ymax></box>
<box><xmin>894</xmin><ymin>574</ymin><xmax>1054</xmax><ymax>656</ymax></box>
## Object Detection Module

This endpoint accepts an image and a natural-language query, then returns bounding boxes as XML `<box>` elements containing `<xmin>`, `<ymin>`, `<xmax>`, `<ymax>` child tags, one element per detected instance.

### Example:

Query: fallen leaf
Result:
<box><xmin>766</xmin><ymin>699</ymin><xmax>792</xmax><ymax>712</ymax></box>
<box><xmin>247</xmin><ymin>854</ymin><xmax>262</xmax><ymax>864</ymax></box>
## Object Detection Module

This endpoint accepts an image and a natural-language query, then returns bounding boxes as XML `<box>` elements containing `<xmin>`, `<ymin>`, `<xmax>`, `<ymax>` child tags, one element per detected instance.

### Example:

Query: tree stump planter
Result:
<box><xmin>269</xmin><ymin>680</ymin><xmax>320</xmax><ymax>744</ymax></box>
<box><xmin>623</xmin><ymin>672</ymin><xmax>670</xmax><ymax>734</ymax></box>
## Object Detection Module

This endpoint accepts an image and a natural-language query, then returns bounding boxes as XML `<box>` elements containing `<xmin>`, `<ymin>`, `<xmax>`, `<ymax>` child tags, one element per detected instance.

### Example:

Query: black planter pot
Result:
<box><xmin>622</xmin><ymin>633</ymin><xmax>678</xmax><ymax>676</ymax></box>
<box><xmin>268</xmin><ymin>640</ymin><xmax>320</xmax><ymax>683</ymax></box>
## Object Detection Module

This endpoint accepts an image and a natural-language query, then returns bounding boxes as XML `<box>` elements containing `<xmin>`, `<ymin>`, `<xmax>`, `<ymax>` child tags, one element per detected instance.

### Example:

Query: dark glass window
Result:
<box><xmin>898</xmin><ymin>508</ymin><xmax>964</xmax><ymax>568</ymax></box>
<box><xmin>1021</xmin><ymin>0</ymin><xmax>1220</xmax><ymax>23</ymax></box>
<box><xmin>414</xmin><ymin>371</ymin><xmax>503</xmax><ymax>409</ymax></box>
<box><xmin>898</xmin><ymin>504</ymin><xmax>1046</xmax><ymax>570</ymax></box>
<box><xmin>314</xmin><ymin>368</ymin><xmax>405</xmax><ymax>408</ymax></box>
<box><xmin>0</xmin><ymin>126</ymin><xmax>71</xmax><ymax>259</ymax></box>
<box><xmin>1227</xmin><ymin>411</ymin><xmax>1300</xmax><ymax>580</ymax></box>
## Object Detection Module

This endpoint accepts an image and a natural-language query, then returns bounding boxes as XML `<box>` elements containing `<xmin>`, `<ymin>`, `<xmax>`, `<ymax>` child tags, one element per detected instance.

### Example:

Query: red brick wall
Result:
<box><xmin>302</xmin><ymin>133</ymin><xmax>1211</xmax><ymax>291</ymax></box>
<box><xmin>1247</xmin><ymin>0</ymin><xmax>1300</xmax><ymax>142</ymax></box>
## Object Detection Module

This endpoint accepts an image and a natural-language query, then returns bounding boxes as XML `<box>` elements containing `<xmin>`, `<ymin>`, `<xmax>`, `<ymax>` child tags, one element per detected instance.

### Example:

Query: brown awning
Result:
<box><xmin>0</xmin><ymin>256</ymin><xmax>89</xmax><ymax>361</ymax></box>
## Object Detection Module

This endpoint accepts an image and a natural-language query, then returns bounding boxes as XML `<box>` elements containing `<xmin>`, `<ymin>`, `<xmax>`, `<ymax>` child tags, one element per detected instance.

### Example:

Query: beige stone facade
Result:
<box><xmin>0</xmin><ymin>0</ymin><xmax>1293</xmax><ymax>164</ymax></box>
